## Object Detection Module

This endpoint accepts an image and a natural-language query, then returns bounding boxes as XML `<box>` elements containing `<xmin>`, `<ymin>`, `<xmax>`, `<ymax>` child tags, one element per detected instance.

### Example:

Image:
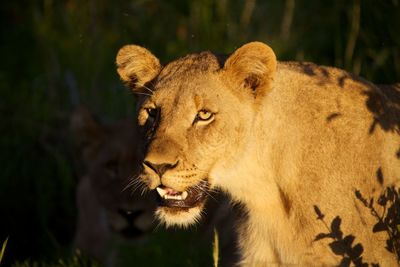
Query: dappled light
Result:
<box><xmin>0</xmin><ymin>1</ymin><xmax>399</xmax><ymax>266</ymax></box>
<box><xmin>313</xmin><ymin>206</ymin><xmax>379</xmax><ymax>267</ymax></box>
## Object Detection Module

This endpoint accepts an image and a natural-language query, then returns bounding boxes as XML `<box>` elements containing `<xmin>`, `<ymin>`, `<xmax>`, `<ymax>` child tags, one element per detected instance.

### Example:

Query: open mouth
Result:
<box><xmin>156</xmin><ymin>180</ymin><xmax>209</xmax><ymax>209</ymax></box>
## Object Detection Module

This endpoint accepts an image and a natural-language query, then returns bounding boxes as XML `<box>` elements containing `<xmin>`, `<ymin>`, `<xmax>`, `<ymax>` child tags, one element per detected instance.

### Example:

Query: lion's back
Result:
<box><xmin>258</xmin><ymin>62</ymin><xmax>399</xmax><ymax>265</ymax></box>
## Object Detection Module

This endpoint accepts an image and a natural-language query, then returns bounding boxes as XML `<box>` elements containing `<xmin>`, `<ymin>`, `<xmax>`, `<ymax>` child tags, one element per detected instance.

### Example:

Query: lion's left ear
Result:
<box><xmin>223</xmin><ymin>42</ymin><xmax>277</xmax><ymax>98</ymax></box>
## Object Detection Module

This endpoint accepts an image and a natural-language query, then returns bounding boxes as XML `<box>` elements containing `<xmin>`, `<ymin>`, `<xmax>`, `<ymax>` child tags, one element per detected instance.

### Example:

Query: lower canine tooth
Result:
<box><xmin>182</xmin><ymin>191</ymin><xmax>188</xmax><ymax>200</ymax></box>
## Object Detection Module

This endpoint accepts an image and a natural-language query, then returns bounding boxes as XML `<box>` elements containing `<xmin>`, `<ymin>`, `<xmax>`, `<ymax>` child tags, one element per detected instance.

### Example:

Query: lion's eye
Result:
<box><xmin>197</xmin><ymin>110</ymin><xmax>212</xmax><ymax>120</ymax></box>
<box><xmin>146</xmin><ymin>108</ymin><xmax>157</xmax><ymax>118</ymax></box>
<box><xmin>138</xmin><ymin>106</ymin><xmax>158</xmax><ymax>126</ymax></box>
<box><xmin>195</xmin><ymin>109</ymin><xmax>214</xmax><ymax>123</ymax></box>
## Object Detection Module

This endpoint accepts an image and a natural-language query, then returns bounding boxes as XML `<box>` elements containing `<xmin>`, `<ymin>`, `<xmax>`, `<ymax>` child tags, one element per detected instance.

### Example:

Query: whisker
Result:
<box><xmin>122</xmin><ymin>176</ymin><xmax>138</xmax><ymax>192</ymax></box>
<box><xmin>140</xmin><ymin>186</ymin><xmax>148</xmax><ymax>196</ymax></box>
<box><xmin>140</xmin><ymin>84</ymin><xmax>154</xmax><ymax>94</ymax></box>
<box><xmin>125</xmin><ymin>176</ymin><xmax>148</xmax><ymax>194</ymax></box>
<box><xmin>194</xmin><ymin>183</ymin><xmax>217</xmax><ymax>201</ymax></box>
<box><xmin>207</xmin><ymin>187</ymin><xmax>220</xmax><ymax>194</ymax></box>
<box><xmin>123</xmin><ymin>176</ymin><xmax>142</xmax><ymax>192</ymax></box>
<box><xmin>132</xmin><ymin>91</ymin><xmax>152</xmax><ymax>97</ymax></box>
<box><xmin>131</xmin><ymin>182</ymin><xmax>146</xmax><ymax>194</ymax></box>
<box><xmin>128</xmin><ymin>176</ymin><xmax>142</xmax><ymax>187</ymax></box>
<box><xmin>204</xmin><ymin>191</ymin><xmax>217</xmax><ymax>201</ymax></box>
<box><xmin>200</xmin><ymin>207</ymin><xmax>208</xmax><ymax>218</ymax></box>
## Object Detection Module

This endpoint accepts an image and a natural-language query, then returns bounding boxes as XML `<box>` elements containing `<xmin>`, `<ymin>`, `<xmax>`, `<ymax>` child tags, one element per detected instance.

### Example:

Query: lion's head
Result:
<box><xmin>116</xmin><ymin>42</ymin><xmax>276</xmax><ymax>227</ymax></box>
<box><xmin>71</xmin><ymin>106</ymin><xmax>157</xmax><ymax>239</ymax></box>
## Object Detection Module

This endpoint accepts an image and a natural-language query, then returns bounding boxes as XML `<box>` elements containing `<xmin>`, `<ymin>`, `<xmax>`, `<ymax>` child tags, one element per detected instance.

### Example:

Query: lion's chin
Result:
<box><xmin>155</xmin><ymin>206</ymin><xmax>203</xmax><ymax>228</ymax></box>
<box><xmin>153</xmin><ymin>179</ymin><xmax>210</xmax><ymax>228</ymax></box>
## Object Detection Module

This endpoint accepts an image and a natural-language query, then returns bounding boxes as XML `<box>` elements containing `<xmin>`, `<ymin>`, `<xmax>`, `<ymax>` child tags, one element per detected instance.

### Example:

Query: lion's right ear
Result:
<box><xmin>116</xmin><ymin>45</ymin><xmax>161</xmax><ymax>91</ymax></box>
<box><xmin>223</xmin><ymin>42</ymin><xmax>277</xmax><ymax>99</ymax></box>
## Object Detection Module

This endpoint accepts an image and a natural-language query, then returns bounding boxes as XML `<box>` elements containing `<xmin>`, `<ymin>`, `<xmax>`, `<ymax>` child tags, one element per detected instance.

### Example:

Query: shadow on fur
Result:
<box><xmin>313</xmin><ymin>205</ymin><xmax>379</xmax><ymax>267</ymax></box>
<box><xmin>355</xmin><ymin>186</ymin><xmax>400</xmax><ymax>261</ymax></box>
<box><xmin>313</xmin><ymin>176</ymin><xmax>400</xmax><ymax>266</ymax></box>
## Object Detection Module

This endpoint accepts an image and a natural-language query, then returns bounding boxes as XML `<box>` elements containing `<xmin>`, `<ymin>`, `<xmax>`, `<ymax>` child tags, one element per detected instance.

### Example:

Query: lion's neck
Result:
<box><xmin>212</xmin><ymin>107</ymin><xmax>297</xmax><ymax>264</ymax></box>
<box><xmin>215</xmin><ymin>130</ymin><xmax>283</xmax><ymax>211</ymax></box>
<box><xmin>221</xmin><ymin>141</ymin><xmax>293</xmax><ymax>264</ymax></box>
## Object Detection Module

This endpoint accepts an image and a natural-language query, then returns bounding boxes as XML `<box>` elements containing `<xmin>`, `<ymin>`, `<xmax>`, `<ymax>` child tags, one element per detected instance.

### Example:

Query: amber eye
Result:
<box><xmin>196</xmin><ymin>109</ymin><xmax>214</xmax><ymax>122</ymax></box>
<box><xmin>197</xmin><ymin>110</ymin><xmax>212</xmax><ymax>120</ymax></box>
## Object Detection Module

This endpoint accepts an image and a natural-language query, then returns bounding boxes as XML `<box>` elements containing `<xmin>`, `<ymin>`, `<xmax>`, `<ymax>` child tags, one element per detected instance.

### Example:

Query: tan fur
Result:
<box><xmin>116</xmin><ymin>45</ymin><xmax>161</xmax><ymax>89</ymax></box>
<box><xmin>116</xmin><ymin>42</ymin><xmax>400</xmax><ymax>266</ymax></box>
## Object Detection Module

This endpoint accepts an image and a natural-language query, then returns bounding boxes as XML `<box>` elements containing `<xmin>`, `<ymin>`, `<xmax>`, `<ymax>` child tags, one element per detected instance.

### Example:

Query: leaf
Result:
<box><xmin>349</xmin><ymin>243</ymin><xmax>364</xmax><ymax>259</ymax></box>
<box><xmin>329</xmin><ymin>240</ymin><xmax>346</xmax><ymax>255</ymax></box>
<box><xmin>313</xmin><ymin>205</ymin><xmax>324</xmax><ymax>220</ymax></box>
<box><xmin>0</xmin><ymin>237</ymin><xmax>8</xmax><ymax>265</ymax></box>
<box><xmin>377</xmin><ymin>194</ymin><xmax>388</xmax><ymax>206</ymax></box>
<box><xmin>372</xmin><ymin>221</ymin><xmax>387</xmax><ymax>233</ymax></box>
<box><xmin>342</xmin><ymin>235</ymin><xmax>355</xmax><ymax>247</ymax></box>
<box><xmin>355</xmin><ymin>190</ymin><xmax>363</xmax><ymax>200</ymax></box>
<box><xmin>376</xmin><ymin>167</ymin><xmax>384</xmax><ymax>185</ymax></box>
<box><xmin>369</xmin><ymin>197</ymin><xmax>374</xmax><ymax>208</ymax></box>
<box><xmin>330</xmin><ymin>216</ymin><xmax>343</xmax><ymax>239</ymax></box>
<box><xmin>386</xmin><ymin>239</ymin><xmax>394</xmax><ymax>253</ymax></box>
<box><xmin>338</xmin><ymin>256</ymin><xmax>351</xmax><ymax>267</ymax></box>
<box><xmin>353</xmin><ymin>258</ymin><xmax>368</xmax><ymax>267</ymax></box>
<box><xmin>387</xmin><ymin>187</ymin><xmax>395</xmax><ymax>202</ymax></box>
<box><xmin>355</xmin><ymin>190</ymin><xmax>368</xmax><ymax>206</ymax></box>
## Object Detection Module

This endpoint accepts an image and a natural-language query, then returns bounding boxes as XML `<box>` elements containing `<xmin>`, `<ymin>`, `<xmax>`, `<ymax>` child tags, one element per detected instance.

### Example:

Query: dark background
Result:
<box><xmin>1</xmin><ymin>0</ymin><xmax>399</xmax><ymax>266</ymax></box>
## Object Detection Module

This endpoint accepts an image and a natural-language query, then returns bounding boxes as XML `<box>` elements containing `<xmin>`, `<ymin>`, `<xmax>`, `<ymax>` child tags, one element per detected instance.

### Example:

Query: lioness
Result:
<box><xmin>116</xmin><ymin>42</ymin><xmax>400</xmax><ymax>266</ymax></box>
<box><xmin>71</xmin><ymin>106</ymin><xmax>240</xmax><ymax>266</ymax></box>
<box><xmin>71</xmin><ymin>106</ymin><xmax>157</xmax><ymax>263</ymax></box>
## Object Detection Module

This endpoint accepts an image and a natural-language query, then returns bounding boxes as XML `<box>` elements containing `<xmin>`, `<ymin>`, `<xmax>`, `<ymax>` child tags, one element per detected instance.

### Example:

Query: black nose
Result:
<box><xmin>143</xmin><ymin>160</ymin><xmax>178</xmax><ymax>176</ymax></box>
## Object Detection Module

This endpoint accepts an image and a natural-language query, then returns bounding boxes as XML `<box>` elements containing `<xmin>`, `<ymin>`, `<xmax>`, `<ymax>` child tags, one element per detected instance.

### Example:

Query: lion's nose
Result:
<box><xmin>143</xmin><ymin>160</ymin><xmax>178</xmax><ymax>177</ymax></box>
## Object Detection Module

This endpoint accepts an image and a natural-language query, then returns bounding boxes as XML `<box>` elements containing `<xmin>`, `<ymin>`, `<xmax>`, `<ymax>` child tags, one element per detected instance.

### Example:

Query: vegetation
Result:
<box><xmin>1</xmin><ymin>238</ymin><xmax>8</xmax><ymax>265</ymax></box>
<box><xmin>12</xmin><ymin>251</ymin><xmax>98</xmax><ymax>267</ymax></box>
<box><xmin>0</xmin><ymin>0</ymin><xmax>399</xmax><ymax>266</ymax></box>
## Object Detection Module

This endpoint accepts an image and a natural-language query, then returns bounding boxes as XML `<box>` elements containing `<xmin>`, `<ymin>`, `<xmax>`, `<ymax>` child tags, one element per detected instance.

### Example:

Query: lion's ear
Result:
<box><xmin>116</xmin><ymin>45</ymin><xmax>161</xmax><ymax>92</ymax></box>
<box><xmin>70</xmin><ymin>105</ymin><xmax>105</xmax><ymax>166</ymax></box>
<box><xmin>223</xmin><ymin>42</ymin><xmax>277</xmax><ymax>98</ymax></box>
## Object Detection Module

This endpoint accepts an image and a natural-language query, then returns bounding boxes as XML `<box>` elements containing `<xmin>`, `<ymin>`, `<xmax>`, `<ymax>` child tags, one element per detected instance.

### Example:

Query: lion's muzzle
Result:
<box><xmin>155</xmin><ymin>180</ymin><xmax>209</xmax><ymax>209</ymax></box>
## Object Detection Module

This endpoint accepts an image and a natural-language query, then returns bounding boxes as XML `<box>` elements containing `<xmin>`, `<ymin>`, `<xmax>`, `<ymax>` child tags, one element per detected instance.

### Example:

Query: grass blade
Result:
<box><xmin>0</xmin><ymin>237</ymin><xmax>9</xmax><ymax>265</ymax></box>
<box><xmin>213</xmin><ymin>228</ymin><xmax>219</xmax><ymax>267</ymax></box>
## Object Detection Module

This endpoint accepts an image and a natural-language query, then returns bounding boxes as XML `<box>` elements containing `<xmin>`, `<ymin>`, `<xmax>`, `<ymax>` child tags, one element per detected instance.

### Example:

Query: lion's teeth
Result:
<box><xmin>156</xmin><ymin>187</ymin><xmax>167</xmax><ymax>198</ymax></box>
<box><xmin>157</xmin><ymin>187</ymin><xmax>188</xmax><ymax>201</ymax></box>
<box><xmin>164</xmin><ymin>194</ymin><xmax>183</xmax><ymax>200</ymax></box>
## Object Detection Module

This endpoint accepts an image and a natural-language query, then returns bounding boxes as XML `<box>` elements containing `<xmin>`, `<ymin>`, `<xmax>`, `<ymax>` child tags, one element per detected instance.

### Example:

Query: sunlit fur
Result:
<box><xmin>116</xmin><ymin>42</ymin><xmax>400</xmax><ymax>266</ymax></box>
<box><xmin>155</xmin><ymin>206</ymin><xmax>203</xmax><ymax>228</ymax></box>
